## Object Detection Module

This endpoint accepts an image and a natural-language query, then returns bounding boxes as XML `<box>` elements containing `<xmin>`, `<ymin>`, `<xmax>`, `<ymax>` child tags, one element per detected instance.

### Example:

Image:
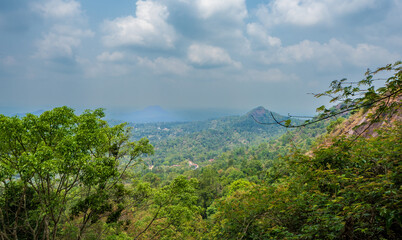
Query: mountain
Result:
<box><xmin>13</xmin><ymin>109</ymin><xmax>45</xmax><ymax>117</ymax></box>
<box><xmin>108</xmin><ymin>106</ymin><xmax>247</xmax><ymax>123</ymax></box>
<box><xmin>112</xmin><ymin>105</ymin><xmax>181</xmax><ymax>123</ymax></box>
<box><xmin>131</xmin><ymin>105</ymin><xmax>181</xmax><ymax>123</ymax></box>
<box><xmin>131</xmin><ymin>106</ymin><xmax>289</xmax><ymax>139</ymax></box>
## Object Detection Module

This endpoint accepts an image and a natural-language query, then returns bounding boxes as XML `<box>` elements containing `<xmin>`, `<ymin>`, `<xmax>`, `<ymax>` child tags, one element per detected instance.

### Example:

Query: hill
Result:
<box><xmin>129</xmin><ymin>106</ymin><xmax>295</xmax><ymax>167</ymax></box>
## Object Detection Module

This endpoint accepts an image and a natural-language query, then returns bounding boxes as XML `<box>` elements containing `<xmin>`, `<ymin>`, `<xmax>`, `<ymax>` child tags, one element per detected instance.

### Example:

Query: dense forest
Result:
<box><xmin>129</xmin><ymin>106</ymin><xmax>297</xmax><ymax>168</ymax></box>
<box><xmin>0</xmin><ymin>62</ymin><xmax>401</xmax><ymax>239</ymax></box>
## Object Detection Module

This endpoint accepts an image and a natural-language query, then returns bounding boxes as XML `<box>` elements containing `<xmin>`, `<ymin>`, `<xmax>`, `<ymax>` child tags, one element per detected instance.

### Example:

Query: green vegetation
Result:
<box><xmin>208</xmin><ymin>123</ymin><xmax>401</xmax><ymax>239</ymax></box>
<box><xmin>1</xmin><ymin>62</ymin><xmax>401</xmax><ymax>239</ymax></box>
<box><xmin>0</xmin><ymin>107</ymin><xmax>153</xmax><ymax>240</ymax></box>
<box><xmin>130</xmin><ymin>107</ymin><xmax>292</xmax><ymax>168</ymax></box>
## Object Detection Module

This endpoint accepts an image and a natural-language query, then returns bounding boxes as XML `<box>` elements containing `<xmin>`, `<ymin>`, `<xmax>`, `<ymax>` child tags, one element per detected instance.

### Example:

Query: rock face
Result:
<box><xmin>331</xmin><ymin>99</ymin><xmax>402</xmax><ymax>139</ymax></box>
<box><xmin>340</xmin><ymin>112</ymin><xmax>400</xmax><ymax>138</ymax></box>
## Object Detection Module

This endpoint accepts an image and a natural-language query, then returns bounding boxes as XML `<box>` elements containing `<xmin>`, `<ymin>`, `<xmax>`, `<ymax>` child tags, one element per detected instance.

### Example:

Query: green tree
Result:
<box><xmin>133</xmin><ymin>176</ymin><xmax>202</xmax><ymax>240</ymax></box>
<box><xmin>272</xmin><ymin>61</ymin><xmax>401</xmax><ymax>130</ymax></box>
<box><xmin>208</xmin><ymin>62</ymin><xmax>402</xmax><ymax>239</ymax></box>
<box><xmin>196</xmin><ymin>166</ymin><xmax>222</xmax><ymax>218</ymax></box>
<box><xmin>208</xmin><ymin>123</ymin><xmax>401</xmax><ymax>239</ymax></box>
<box><xmin>0</xmin><ymin>107</ymin><xmax>153</xmax><ymax>240</ymax></box>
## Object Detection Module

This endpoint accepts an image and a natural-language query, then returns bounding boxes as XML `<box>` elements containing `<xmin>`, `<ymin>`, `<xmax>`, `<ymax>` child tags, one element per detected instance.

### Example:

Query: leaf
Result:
<box><xmin>316</xmin><ymin>105</ymin><xmax>326</xmax><ymax>112</ymax></box>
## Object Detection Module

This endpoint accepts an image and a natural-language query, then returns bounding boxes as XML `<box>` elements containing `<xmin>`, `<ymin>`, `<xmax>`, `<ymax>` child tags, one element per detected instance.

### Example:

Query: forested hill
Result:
<box><xmin>131</xmin><ymin>106</ymin><xmax>288</xmax><ymax>138</ymax></box>
<box><xmin>128</xmin><ymin>106</ymin><xmax>294</xmax><ymax>166</ymax></box>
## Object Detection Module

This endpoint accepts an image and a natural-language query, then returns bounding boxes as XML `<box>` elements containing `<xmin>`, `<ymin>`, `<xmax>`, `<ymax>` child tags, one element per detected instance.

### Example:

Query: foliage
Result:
<box><xmin>281</xmin><ymin>61</ymin><xmax>401</xmax><ymax>128</ymax></box>
<box><xmin>130</xmin><ymin>107</ymin><xmax>288</xmax><ymax>167</ymax></box>
<box><xmin>205</xmin><ymin>62</ymin><xmax>402</xmax><ymax>239</ymax></box>
<box><xmin>129</xmin><ymin>176</ymin><xmax>203</xmax><ymax>240</ymax></box>
<box><xmin>317</xmin><ymin>61</ymin><xmax>401</xmax><ymax>118</ymax></box>
<box><xmin>1</xmin><ymin>62</ymin><xmax>400</xmax><ymax>239</ymax></box>
<box><xmin>208</xmin><ymin>123</ymin><xmax>401</xmax><ymax>239</ymax></box>
<box><xmin>0</xmin><ymin>107</ymin><xmax>153</xmax><ymax>240</ymax></box>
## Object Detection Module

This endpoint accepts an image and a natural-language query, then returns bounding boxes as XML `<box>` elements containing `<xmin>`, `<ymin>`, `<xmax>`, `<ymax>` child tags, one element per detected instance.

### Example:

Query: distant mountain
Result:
<box><xmin>108</xmin><ymin>106</ymin><xmax>245</xmax><ymax>123</ymax></box>
<box><xmin>246</xmin><ymin>106</ymin><xmax>278</xmax><ymax>120</ymax></box>
<box><xmin>109</xmin><ymin>106</ymin><xmax>181</xmax><ymax>123</ymax></box>
<box><xmin>232</xmin><ymin>106</ymin><xmax>289</xmax><ymax>132</ymax></box>
<box><xmin>13</xmin><ymin>109</ymin><xmax>45</xmax><ymax>117</ymax></box>
<box><xmin>132</xmin><ymin>106</ymin><xmax>290</xmax><ymax>139</ymax></box>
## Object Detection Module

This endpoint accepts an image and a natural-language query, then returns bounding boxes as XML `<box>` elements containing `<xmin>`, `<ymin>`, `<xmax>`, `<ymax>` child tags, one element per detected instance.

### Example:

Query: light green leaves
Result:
<box><xmin>0</xmin><ymin>107</ymin><xmax>154</xmax><ymax>240</ymax></box>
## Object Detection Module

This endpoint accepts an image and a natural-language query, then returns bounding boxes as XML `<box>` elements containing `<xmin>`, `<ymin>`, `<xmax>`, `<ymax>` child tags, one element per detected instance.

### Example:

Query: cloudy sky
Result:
<box><xmin>0</xmin><ymin>0</ymin><xmax>401</xmax><ymax>117</ymax></box>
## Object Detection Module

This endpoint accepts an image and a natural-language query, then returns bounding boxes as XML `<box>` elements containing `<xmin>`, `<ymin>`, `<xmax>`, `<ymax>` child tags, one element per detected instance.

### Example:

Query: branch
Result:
<box><xmin>263</xmin><ymin>89</ymin><xmax>401</xmax><ymax>128</ymax></box>
<box><xmin>134</xmin><ymin>205</ymin><xmax>162</xmax><ymax>240</ymax></box>
<box><xmin>250</xmin><ymin>114</ymin><xmax>287</xmax><ymax>126</ymax></box>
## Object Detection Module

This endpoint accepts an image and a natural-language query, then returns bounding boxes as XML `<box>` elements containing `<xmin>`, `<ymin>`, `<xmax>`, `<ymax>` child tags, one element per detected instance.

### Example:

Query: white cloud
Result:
<box><xmin>274</xmin><ymin>39</ymin><xmax>399</xmax><ymax>67</ymax></box>
<box><xmin>187</xmin><ymin>44</ymin><xmax>240</xmax><ymax>68</ymax></box>
<box><xmin>278</xmin><ymin>40</ymin><xmax>324</xmax><ymax>62</ymax></box>
<box><xmin>195</xmin><ymin>0</ymin><xmax>247</xmax><ymax>22</ymax></box>
<box><xmin>97</xmin><ymin>52</ymin><xmax>125</xmax><ymax>62</ymax></box>
<box><xmin>80</xmin><ymin>54</ymin><xmax>190</xmax><ymax>78</ymax></box>
<box><xmin>77</xmin><ymin>57</ymin><xmax>133</xmax><ymax>78</ymax></box>
<box><xmin>243</xmin><ymin>69</ymin><xmax>299</xmax><ymax>83</ymax></box>
<box><xmin>32</xmin><ymin>0</ymin><xmax>81</xmax><ymax>19</ymax></box>
<box><xmin>257</xmin><ymin>0</ymin><xmax>377</xmax><ymax>26</ymax></box>
<box><xmin>342</xmin><ymin>42</ymin><xmax>399</xmax><ymax>67</ymax></box>
<box><xmin>102</xmin><ymin>0</ymin><xmax>176</xmax><ymax>49</ymax></box>
<box><xmin>246</xmin><ymin>23</ymin><xmax>281</xmax><ymax>48</ymax></box>
<box><xmin>138</xmin><ymin>57</ymin><xmax>191</xmax><ymax>75</ymax></box>
<box><xmin>32</xmin><ymin>0</ymin><xmax>92</xmax><ymax>61</ymax></box>
<box><xmin>35</xmin><ymin>25</ymin><xmax>93</xmax><ymax>60</ymax></box>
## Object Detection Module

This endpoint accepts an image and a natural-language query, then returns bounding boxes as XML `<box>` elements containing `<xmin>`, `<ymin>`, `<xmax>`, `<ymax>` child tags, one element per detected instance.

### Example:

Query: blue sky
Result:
<box><xmin>0</xmin><ymin>0</ymin><xmax>401</xmax><ymax>117</ymax></box>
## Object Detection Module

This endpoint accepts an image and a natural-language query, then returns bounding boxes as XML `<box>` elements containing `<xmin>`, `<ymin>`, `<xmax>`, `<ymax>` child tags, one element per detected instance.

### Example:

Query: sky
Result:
<box><xmin>0</xmin><ymin>0</ymin><xmax>401</xmax><ymax>118</ymax></box>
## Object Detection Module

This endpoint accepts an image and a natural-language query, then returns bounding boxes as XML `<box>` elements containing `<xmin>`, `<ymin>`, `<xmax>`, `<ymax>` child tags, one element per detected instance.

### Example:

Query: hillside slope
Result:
<box><xmin>129</xmin><ymin>106</ymin><xmax>294</xmax><ymax>167</ymax></box>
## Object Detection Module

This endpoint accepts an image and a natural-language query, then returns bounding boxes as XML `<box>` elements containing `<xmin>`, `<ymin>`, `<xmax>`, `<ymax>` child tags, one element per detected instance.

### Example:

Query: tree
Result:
<box><xmin>196</xmin><ymin>166</ymin><xmax>222</xmax><ymax>218</ymax></box>
<box><xmin>132</xmin><ymin>176</ymin><xmax>202</xmax><ymax>240</ymax></box>
<box><xmin>208</xmin><ymin>62</ymin><xmax>402</xmax><ymax>239</ymax></box>
<box><xmin>0</xmin><ymin>107</ymin><xmax>153</xmax><ymax>240</ymax></box>
<box><xmin>255</xmin><ymin>61</ymin><xmax>402</xmax><ymax>132</ymax></box>
<box><xmin>208</xmin><ymin>123</ymin><xmax>401</xmax><ymax>239</ymax></box>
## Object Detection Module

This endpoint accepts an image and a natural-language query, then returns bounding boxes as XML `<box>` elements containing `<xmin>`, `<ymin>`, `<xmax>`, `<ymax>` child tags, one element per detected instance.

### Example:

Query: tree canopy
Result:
<box><xmin>0</xmin><ymin>107</ymin><xmax>153</xmax><ymax>240</ymax></box>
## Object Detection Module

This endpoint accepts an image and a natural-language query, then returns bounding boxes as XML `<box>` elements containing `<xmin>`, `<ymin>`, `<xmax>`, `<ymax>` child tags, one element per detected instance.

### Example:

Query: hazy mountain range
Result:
<box><xmin>106</xmin><ymin>106</ymin><xmax>246</xmax><ymax>123</ymax></box>
<box><xmin>4</xmin><ymin>105</ymin><xmax>247</xmax><ymax>123</ymax></box>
